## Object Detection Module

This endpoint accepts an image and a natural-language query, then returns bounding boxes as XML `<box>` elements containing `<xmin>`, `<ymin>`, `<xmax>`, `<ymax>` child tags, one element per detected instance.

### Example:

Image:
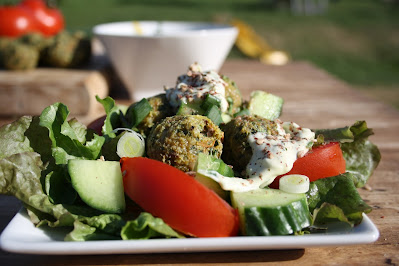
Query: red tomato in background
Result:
<box><xmin>121</xmin><ymin>157</ymin><xmax>239</xmax><ymax>237</ymax></box>
<box><xmin>0</xmin><ymin>6</ymin><xmax>38</xmax><ymax>37</ymax></box>
<box><xmin>20</xmin><ymin>0</ymin><xmax>64</xmax><ymax>36</ymax></box>
<box><xmin>269</xmin><ymin>142</ymin><xmax>346</xmax><ymax>189</ymax></box>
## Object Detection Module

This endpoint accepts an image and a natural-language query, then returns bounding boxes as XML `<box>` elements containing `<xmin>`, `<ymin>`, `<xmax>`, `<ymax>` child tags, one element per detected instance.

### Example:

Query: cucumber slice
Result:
<box><xmin>248</xmin><ymin>90</ymin><xmax>283</xmax><ymax>120</ymax></box>
<box><xmin>231</xmin><ymin>188</ymin><xmax>311</xmax><ymax>236</ymax></box>
<box><xmin>194</xmin><ymin>172</ymin><xmax>229</xmax><ymax>200</ymax></box>
<box><xmin>195</xmin><ymin>153</ymin><xmax>234</xmax><ymax>177</ymax></box>
<box><xmin>68</xmin><ymin>159</ymin><xmax>125</xmax><ymax>213</ymax></box>
<box><xmin>193</xmin><ymin>153</ymin><xmax>233</xmax><ymax>200</ymax></box>
<box><xmin>279</xmin><ymin>174</ymin><xmax>310</xmax><ymax>194</ymax></box>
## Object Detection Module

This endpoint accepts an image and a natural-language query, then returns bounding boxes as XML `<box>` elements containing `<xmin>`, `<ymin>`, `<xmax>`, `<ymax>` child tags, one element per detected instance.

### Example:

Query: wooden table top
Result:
<box><xmin>0</xmin><ymin>59</ymin><xmax>398</xmax><ymax>265</ymax></box>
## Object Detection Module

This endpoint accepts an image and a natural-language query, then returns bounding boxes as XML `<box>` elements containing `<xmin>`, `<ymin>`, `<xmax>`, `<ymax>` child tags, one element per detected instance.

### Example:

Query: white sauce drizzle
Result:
<box><xmin>200</xmin><ymin>120</ymin><xmax>315</xmax><ymax>192</ymax></box>
<box><xmin>165</xmin><ymin>63</ymin><xmax>229</xmax><ymax>112</ymax></box>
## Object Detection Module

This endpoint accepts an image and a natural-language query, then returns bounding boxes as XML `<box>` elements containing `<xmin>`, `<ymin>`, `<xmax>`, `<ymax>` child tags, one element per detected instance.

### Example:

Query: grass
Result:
<box><xmin>3</xmin><ymin>0</ymin><xmax>399</xmax><ymax>108</ymax></box>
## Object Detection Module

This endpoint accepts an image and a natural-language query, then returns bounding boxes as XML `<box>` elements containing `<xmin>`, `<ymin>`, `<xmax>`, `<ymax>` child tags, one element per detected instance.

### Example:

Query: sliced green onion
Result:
<box><xmin>279</xmin><ymin>174</ymin><xmax>310</xmax><ymax>194</ymax></box>
<box><xmin>221</xmin><ymin>113</ymin><xmax>232</xmax><ymax>124</ymax></box>
<box><xmin>201</xmin><ymin>94</ymin><xmax>221</xmax><ymax>110</ymax></box>
<box><xmin>126</xmin><ymin>98</ymin><xmax>152</xmax><ymax>127</ymax></box>
<box><xmin>204</xmin><ymin>105</ymin><xmax>223</xmax><ymax>126</ymax></box>
<box><xmin>115</xmin><ymin>129</ymin><xmax>145</xmax><ymax>158</ymax></box>
<box><xmin>233</xmin><ymin>108</ymin><xmax>250</xmax><ymax>117</ymax></box>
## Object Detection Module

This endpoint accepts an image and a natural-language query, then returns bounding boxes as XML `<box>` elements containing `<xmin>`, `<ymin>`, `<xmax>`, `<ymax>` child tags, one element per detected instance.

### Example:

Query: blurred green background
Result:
<box><xmin>3</xmin><ymin>0</ymin><xmax>399</xmax><ymax>108</ymax></box>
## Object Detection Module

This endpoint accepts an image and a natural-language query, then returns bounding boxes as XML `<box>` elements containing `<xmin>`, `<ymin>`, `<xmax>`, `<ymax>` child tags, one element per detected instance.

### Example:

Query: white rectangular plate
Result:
<box><xmin>0</xmin><ymin>208</ymin><xmax>379</xmax><ymax>255</ymax></box>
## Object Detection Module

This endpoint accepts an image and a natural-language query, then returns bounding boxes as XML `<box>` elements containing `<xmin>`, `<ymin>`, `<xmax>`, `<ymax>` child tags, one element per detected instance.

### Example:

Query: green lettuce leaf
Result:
<box><xmin>0</xmin><ymin>152</ymin><xmax>44</xmax><ymax>200</ymax></box>
<box><xmin>95</xmin><ymin>96</ymin><xmax>122</xmax><ymax>138</ymax></box>
<box><xmin>64</xmin><ymin>213</ymin><xmax>126</xmax><ymax>241</ymax></box>
<box><xmin>306</xmin><ymin>173</ymin><xmax>372</xmax><ymax>226</ymax></box>
<box><xmin>44</xmin><ymin>165</ymin><xmax>77</xmax><ymax>205</ymax></box>
<box><xmin>64</xmin><ymin>220</ymin><xmax>122</xmax><ymax>241</ymax></box>
<box><xmin>24</xmin><ymin>116</ymin><xmax>54</xmax><ymax>165</ymax></box>
<box><xmin>340</xmin><ymin>121</ymin><xmax>381</xmax><ymax>187</ymax></box>
<box><xmin>121</xmin><ymin>212</ymin><xmax>184</xmax><ymax>240</ymax></box>
<box><xmin>0</xmin><ymin>116</ymin><xmax>34</xmax><ymax>159</ymax></box>
<box><xmin>39</xmin><ymin>102</ymin><xmax>105</xmax><ymax>164</ymax></box>
<box><xmin>312</xmin><ymin>202</ymin><xmax>351</xmax><ymax>226</ymax></box>
<box><xmin>314</xmin><ymin>121</ymin><xmax>381</xmax><ymax>187</ymax></box>
<box><xmin>68</xmin><ymin>118</ymin><xmax>88</xmax><ymax>144</ymax></box>
<box><xmin>65</xmin><ymin>212</ymin><xmax>183</xmax><ymax>241</ymax></box>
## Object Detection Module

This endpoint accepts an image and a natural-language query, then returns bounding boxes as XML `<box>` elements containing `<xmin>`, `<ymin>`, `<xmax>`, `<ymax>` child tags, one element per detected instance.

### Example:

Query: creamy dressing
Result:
<box><xmin>200</xmin><ymin>121</ymin><xmax>315</xmax><ymax>192</ymax></box>
<box><xmin>165</xmin><ymin>63</ymin><xmax>229</xmax><ymax>112</ymax></box>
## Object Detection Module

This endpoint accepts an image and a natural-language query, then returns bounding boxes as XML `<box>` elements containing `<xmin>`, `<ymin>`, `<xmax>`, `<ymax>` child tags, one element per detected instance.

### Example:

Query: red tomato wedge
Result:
<box><xmin>269</xmin><ymin>142</ymin><xmax>346</xmax><ymax>189</ymax></box>
<box><xmin>121</xmin><ymin>157</ymin><xmax>239</xmax><ymax>237</ymax></box>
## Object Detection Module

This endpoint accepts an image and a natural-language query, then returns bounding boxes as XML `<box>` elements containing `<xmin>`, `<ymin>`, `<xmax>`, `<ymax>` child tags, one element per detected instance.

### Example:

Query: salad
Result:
<box><xmin>0</xmin><ymin>63</ymin><xmax>381</xmax><ymax>240</ymax></box>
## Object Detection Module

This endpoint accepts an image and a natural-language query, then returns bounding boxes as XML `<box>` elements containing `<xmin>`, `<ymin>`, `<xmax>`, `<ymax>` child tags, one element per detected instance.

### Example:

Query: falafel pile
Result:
<box><xmin>0</xmin><ymin>31</ymin><xmax>91</xmax><ymax>70</ymax></box>
<box><xmin>102</xmin><ymin>63</ymin><xmax>280</xmax><ymax>177</ymax></box>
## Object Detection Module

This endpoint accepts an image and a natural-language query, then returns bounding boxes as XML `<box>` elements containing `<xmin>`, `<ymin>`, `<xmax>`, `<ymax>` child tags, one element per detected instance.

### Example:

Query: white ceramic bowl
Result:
<box><xmin>93</xmin><ymin>21</ymin><xmax>238</xmax><ymax>100</ymax></box>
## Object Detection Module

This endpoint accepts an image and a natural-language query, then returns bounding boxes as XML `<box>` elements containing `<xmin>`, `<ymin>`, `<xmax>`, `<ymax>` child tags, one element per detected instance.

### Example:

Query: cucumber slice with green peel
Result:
<box><xmin>194</xmin><ymin>153</ymin><xmax>233</xmax><ymax>200</ymax></box>
<box><xmin>194</xmin><ymin>172</ymin><xmax>229</xmax><ymax>200</ymax></box>
<box><xmin>195</xmin><ymin>153</ymin><xmax>234</xmax><ymax>177</ymax></box>
<box><xmin>68</xmin><ymin>159</ymin><xmax>125</xmax><ymax>214</ymax></box>
<box><xmin>231</xmin><ymin>188</ymin><xmax>311</xmax><ymax>236</ymax></box>
<box><xmin>248</xmin><ymin>90</ymin><xmax>284</xmax><ymax>120</ymax></box>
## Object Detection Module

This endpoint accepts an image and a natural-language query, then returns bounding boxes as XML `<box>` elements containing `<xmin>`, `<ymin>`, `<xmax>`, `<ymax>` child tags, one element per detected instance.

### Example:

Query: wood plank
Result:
<box><xmin>0</xmin><ymin>62</ymin><xmax>109</xmax><ymax>117</ymax></box>
<box><xmin>220</xmin><ymin>60</ymin><xmax>399</xmax><ymax>149</ymax></box>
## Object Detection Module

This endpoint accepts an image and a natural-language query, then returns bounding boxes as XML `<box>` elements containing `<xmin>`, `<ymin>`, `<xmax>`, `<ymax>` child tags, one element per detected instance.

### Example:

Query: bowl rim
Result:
<box><xmin>92</xmin><ymin>20</ymin><xmax>238</xmax><ymax>38</ymax></box>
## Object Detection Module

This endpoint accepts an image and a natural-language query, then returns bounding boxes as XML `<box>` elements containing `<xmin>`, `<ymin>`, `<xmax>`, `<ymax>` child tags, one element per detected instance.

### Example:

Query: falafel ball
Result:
<box><xmin>19</xmin><ymin>33</ymin><xmax>49</xmax><ymax>53</ymax></box>
<box><xmin>146</xmin><ymin>115</ymin><xmax>224</xmax><ymax>172</ymax></box>
<box><xmin>221</xmin><ymin>115</ymin><xmax>280</xmax><ymax>175</ymax></box>
<box><xmin>0</xmin><ymin>38</ymin><xmax>13</xmax><ymax>67</ymax></box>
<box><xmin>1</xmin><ymin>42</ymin><xmax>39</xmax><ymax>70</ymax></box>
<box><xmin>222</xmin><ymin>75</ymin><xmax>243</xmax><ymax>115</ymax></box>
<box><xmin>42</xmin><ymin>31</ymin><xmax>91</xmax><ymax>67</ymax></box>
<box><xmin>136</xmin><ymin>93</ymin><xmax>174</xmax><ymax>137</ymax></box>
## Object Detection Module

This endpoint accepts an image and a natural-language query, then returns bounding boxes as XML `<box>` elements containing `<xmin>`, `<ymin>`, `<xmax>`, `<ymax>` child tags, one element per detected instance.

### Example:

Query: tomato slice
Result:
<box><xmin>121</xmin><ymin>157</ymin><xmax>239</xmax><ymax>237</ymax></box>
<box><xmin>269</xmin><ymin>142</ymin><xmax>346</xmax><ymax>189</ymax></box>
